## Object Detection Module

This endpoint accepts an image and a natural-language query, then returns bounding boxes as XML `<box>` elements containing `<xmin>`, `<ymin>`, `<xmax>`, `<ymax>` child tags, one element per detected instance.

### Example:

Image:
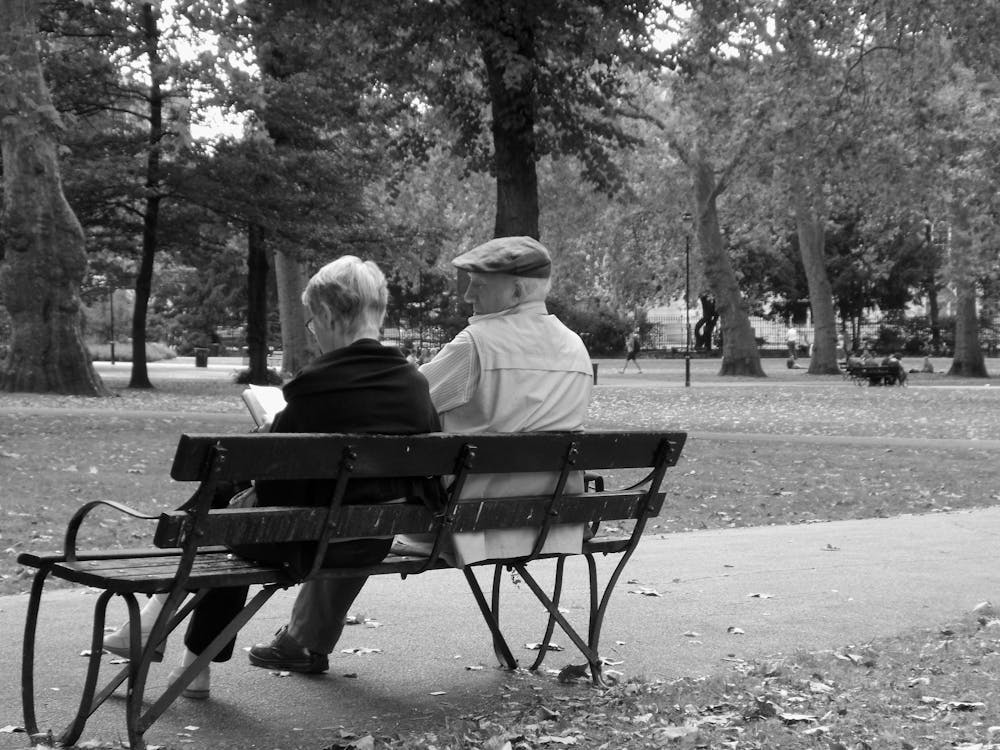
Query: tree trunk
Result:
<box><xmin>246</xmin><ymin>224</ymin><xmax>271</xmax><ymax>384</ymax></box>
<box><xmin>480</xmin><ymin>6</ymin><xmax>540</xmax><ymax>238</ymax></box>
<box><xmin>947</xmin><ymin>205</ymin><xmax>988</xmax><ymax>377</ymax></box>
<box><xmin>924</xmin><ymin>220</ymin><xmax>942</xmax><ymax>354</ymax></box>
<box><xmin>691</xmin><ymin>152</ymin><xmax>765</xmax><ymax>377</ymax></box>
<box><xmin>790</xmin><ymin>167</ymin><xmax>840</xmax><ymax>374</ymax></box>
<box><xmin>948</xmin><ymin>278</ymin><xmax>987</xmax><ymax>376</ymax></box>
<box><xmin>128</xmin><ymin>2</ymin><xmax>163</xmax><ymax>389</ymax></box>
<box><xmin>273</xmin><ymin>249</ymin><xmax>310</xmax><ymax>375</ymax></box>
<box><xmin>0</xmin><ymin>0</ymin><xmax>107</xmax><ymax>395</ymax></box>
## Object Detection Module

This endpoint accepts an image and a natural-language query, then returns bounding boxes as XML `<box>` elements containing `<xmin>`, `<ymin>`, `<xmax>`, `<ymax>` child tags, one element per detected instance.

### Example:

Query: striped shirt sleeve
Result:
<box><xmin>419</xmin><ymin>330</ymin><xmax>480</xmax><ymax>414</ymax></box>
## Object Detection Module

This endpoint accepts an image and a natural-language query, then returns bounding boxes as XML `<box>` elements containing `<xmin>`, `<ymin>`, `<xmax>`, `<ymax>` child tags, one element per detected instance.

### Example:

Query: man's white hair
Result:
<box><xmin>515</xmin><ymin>274</ymin><xmax>552</xmax><ymax>303</ymax></box>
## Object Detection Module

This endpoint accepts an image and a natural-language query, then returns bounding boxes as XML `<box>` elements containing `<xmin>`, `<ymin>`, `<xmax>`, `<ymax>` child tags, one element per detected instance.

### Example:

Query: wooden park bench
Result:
<box><xmin>17</xmin><ymin>430</ymin><xmax>686</xmax><ymax>750</ymax></box>
<box><xmin>844</xmin><ymin>361</ymin><xmax>903</xmax><ymax>386</ymax></box>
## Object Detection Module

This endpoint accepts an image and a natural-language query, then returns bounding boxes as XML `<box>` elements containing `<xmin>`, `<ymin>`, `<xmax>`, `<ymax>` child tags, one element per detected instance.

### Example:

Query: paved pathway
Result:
<box><xmin>2</xmin><ymin>508</ymin><xmax>998</xmax><ymax>750</ymax></box>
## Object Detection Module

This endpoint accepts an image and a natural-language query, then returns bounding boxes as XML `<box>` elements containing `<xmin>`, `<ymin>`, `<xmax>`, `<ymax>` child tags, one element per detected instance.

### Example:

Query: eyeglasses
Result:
<box><xmin>305</xmin><ymin>317</ymin><xmax>316</xmax><ymax>335</ymax></box>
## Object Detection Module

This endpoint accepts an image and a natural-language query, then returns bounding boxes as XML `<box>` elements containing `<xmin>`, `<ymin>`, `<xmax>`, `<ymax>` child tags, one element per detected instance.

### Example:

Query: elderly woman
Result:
<box><xmin>109</xmin><ymin>256</ymin><xmax>441</xmax><ymax>699</ymax></box>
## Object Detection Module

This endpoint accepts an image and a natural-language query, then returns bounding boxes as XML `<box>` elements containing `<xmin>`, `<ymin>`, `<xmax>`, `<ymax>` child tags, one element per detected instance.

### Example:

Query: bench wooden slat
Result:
<box><xmin>33</xmin><ymin>534</ymin><xmax>640</xmax><ymax>596</ymax></box>
<box><xmin>151</xmin><ymin>491</ymin><xmax>665</xmax><ymax>548</ymax></box>
<box><xmin>170</xmin><ymin>431</ymin><xmax>685</xmax><ymax>482</ymax></box>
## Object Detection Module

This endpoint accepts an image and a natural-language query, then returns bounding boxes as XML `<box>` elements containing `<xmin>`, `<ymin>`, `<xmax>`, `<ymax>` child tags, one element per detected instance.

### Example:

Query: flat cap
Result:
<box><xmin>452</xmin><ymin>236</ymin><xmax>551</xmax><ymax>278</ymax></box>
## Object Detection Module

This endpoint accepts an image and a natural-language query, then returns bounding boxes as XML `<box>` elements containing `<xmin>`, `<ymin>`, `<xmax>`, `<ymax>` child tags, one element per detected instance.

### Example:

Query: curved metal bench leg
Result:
<box><xmin>463</xmin><ymin>567</ymin><xmax>518</xmax><ymax>669</ymax></box>
<box><xmin>586</xmin><ymin>545</ymin><xmax>647</xmax><ymax>685</ymax></box>
<box><xmin>22</xmin><ymin>581</ymin><xmax>125</xmax><ymax>749</ymax></box>
<box><xmin>512</xmin><ymin>562</ymin><xmax>601</xmax><ymax>680</ymax></box>
<box><xmin>489</xmin><ymin>565</ymin><xmax>510</xmax><ymax>667</ymax></box>
<box><xmin>528</xmin><ymin>556</ymin><xmax>566</xmax><ymax>671</ymax></box>
<box><xmin>21</xmin><ymin>566</ymin><xmax>51</xmax><ymax>741</ymax></box>
<box><xmin>57</xmin><ymin>590</ymin><xmax>124</xmax><ymax>747</ymax></box>
<box><xmin>584</xmin><ymin>553</ymin><xmax>599</xmax><ymax>645</ymax></box>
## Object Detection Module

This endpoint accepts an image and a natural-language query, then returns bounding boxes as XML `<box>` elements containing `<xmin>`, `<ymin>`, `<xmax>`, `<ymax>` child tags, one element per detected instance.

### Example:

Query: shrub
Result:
<box><xmin>546</xmin><ymin>297</ymin><xmax>630</xmax><ymax>356</ymax></box>
<box><xmin>88</xmin><ymin>342</ymin><xmax>177</xmax><ymax>362</ymax></box>
<box><xmin>233</xmin><ymin>368</ymin><xmax>284</xmax><ymax>386</ymax></box>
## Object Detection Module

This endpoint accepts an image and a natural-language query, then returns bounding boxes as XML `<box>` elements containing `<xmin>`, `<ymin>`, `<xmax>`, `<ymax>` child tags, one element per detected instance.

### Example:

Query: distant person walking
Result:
<box><xmin>786</xmin><ymin>324</ymin><xmax>799</xmax><ymax>359</ymax></box>
<box><xmin>621</xmin><ymin>329</ymin><xmax>643</xmax><ymax>374</ymax></box>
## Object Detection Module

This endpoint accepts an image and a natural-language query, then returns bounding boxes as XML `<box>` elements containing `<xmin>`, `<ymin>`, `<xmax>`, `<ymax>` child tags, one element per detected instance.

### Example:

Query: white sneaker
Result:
<box><xmin>103</xmin><ymin>624</ymin><xmax>165</xmax><ymax>661</ymax></box>
<box><xmin>167</xmin><ymin>665</ymin><xmax>210</xmax><ymax>700</ymax></box>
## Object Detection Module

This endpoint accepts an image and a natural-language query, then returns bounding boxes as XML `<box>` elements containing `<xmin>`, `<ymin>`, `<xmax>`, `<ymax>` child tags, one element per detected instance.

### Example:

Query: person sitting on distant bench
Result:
<box><xmin>882</xmin><ymin>352</ymin><xmax>907</xmax><ymax>386</ymax></box>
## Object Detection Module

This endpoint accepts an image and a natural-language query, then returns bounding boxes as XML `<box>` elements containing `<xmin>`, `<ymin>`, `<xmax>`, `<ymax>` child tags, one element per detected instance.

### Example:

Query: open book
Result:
<box><xmin>241</xmin><ymin>384</ymin><xmax>286</xmax><ymax>428</ymax></box>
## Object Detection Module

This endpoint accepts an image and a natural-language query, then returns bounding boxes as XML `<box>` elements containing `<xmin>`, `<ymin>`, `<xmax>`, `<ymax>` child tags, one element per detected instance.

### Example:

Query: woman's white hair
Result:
<box><xmin>301</xmin><ymin>255</ymin><xmax>388</xmax><ymax>334</ymax></box>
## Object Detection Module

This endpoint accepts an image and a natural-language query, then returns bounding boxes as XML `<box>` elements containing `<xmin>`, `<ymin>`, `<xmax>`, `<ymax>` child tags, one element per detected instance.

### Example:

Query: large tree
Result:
<box><xmin>0</xmin><ymin>0</ymin><xmax>107</xmax><ymax>395</ymax></box>
<box><xmin>373</xmin><ymin>0</ymin><xmax>665</xmax><ymax>239</ymax></box>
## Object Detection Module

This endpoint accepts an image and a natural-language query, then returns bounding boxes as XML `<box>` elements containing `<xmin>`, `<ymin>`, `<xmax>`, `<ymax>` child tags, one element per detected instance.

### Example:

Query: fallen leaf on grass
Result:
<box><xmin>833</xmin><ymin>652</ymin><xmax>864</xmax><ymax>664</ymax></box>
<box><xmin>779</xmin><ymin>712</ymin><xmax>818</xmax><ymax>724</ymax></box>
<box><xmin>744</xmin><ymin>697</ymin><xmax>779</xmax><ymax>720</ymax></box>
<box><xmin>557</xmin><ymin>664</ymin><xmax>589</xmax><ymax>683</ymax></box>
<box><xmin>537</xmin><ymin>706</ymin><xmax>561</xmax><ymax>721</ymax></box>
<box><xmin>321</xmin><ymin>735</ymin><xmax>375</xmax><ymax>750</ymax></box>
<box><xmin>801</xmin><ymin>725</ymin><xmax>831</xmax><ymax>736</ymax></box>
<box><xmin>656</xmin><ymin>725</ymin><xmax>698</xmax><ymax>741</ymax></box>
<box><xmin>809</xmin><ymin>680</ymin><xmax>834</xmax><ymax>694</ymax></box>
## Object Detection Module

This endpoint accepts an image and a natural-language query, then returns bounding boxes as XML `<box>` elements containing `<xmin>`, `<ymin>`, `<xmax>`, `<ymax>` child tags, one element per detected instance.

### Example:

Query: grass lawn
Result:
<box><xmin>1</xmin><ymin>357</ymin><xmax>998</xmax><ymax>748</ymax></box>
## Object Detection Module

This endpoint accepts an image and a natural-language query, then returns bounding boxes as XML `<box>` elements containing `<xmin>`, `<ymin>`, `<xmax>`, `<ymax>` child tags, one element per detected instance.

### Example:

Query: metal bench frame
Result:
<box><xmin>18</xmin><ymin>430</ymin><xmax>685</xmax><ymax>750</ymax></box>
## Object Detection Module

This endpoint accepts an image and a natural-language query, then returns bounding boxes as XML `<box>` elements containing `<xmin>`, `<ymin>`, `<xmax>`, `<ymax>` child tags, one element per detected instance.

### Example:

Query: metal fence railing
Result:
<box><xmin>642</xmin><ymin>313</ymin><xmax>1000</xmax><ymax>356</ymax></box>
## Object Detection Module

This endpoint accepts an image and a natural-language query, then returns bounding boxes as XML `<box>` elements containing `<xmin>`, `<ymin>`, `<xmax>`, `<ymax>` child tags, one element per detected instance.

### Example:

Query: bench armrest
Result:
<box><xmin>64</xmin><ymin>499</ymin><xmax>159</xmax><ymax>563</ymax></box>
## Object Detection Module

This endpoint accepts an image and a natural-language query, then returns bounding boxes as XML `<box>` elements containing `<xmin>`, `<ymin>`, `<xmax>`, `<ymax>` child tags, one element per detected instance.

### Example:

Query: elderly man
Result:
<box><xmin>249</xmin><ymin>235</ymin><xmax>594</xmax><ymax>672</ymax></box>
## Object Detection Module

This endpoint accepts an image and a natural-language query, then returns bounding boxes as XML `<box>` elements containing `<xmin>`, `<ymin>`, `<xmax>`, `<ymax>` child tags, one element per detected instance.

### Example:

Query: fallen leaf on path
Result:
<box><xmin>628</xmin><ymin>586</ymin><xmax>661</xmax><ymax>596</ymax></box>
<box><xmin>525</xmin><ymin>642</ymin><xmax>564</xmax><ymax>651</ymax></box>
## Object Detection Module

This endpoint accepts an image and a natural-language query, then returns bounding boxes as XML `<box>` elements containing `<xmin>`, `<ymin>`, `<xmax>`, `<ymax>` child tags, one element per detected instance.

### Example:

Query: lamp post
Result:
<box><xmin>682</xmin><ymin>212</ymin><xmax>692</xmax><ymax>387</ymax></box>
<box><xmin>108</xmin><ymin>286</ymin><xmax>116</xmax><ymax>366</ymax></box>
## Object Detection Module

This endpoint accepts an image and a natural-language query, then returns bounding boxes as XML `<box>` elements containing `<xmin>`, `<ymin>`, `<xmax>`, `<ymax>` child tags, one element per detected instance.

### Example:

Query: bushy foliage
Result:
<box><xmin>547</xmin><ymin>296</ymin><xmax>630</xmax><ymax>356</ymax></box>
<box><xmin>87</xmin><ymin>342</ymin><xmax>176</xmax><ymax>362</ymax></box>
<box><xmin>233</xmin><ymin>368</ymin><xmax>284</xmax><ymax>386</ymax></box>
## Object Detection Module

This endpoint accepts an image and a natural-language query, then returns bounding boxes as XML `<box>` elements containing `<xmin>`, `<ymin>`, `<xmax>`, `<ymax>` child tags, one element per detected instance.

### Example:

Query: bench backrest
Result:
<box><xmin>155</xmin><ymin>431</ymin><xmax>686</xmax><ymax>572</ymax></box>
<box><xmin>168</xmin><ymin>431</ymin><xmax>681</xmax><ymax>482</ymax></box>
